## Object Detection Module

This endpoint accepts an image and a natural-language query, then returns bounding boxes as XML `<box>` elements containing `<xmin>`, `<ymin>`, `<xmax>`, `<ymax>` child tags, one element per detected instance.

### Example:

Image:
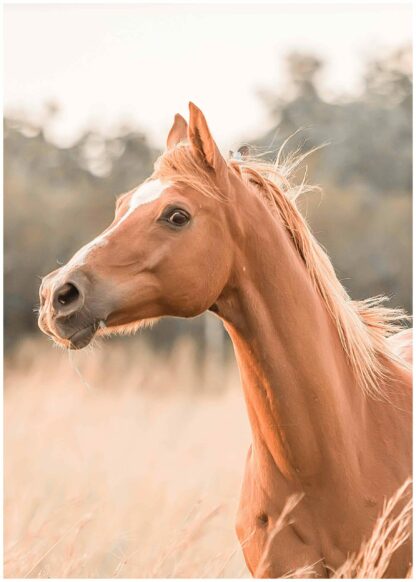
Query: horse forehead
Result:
<box><xmin>129</xmin><ymin>178</ymin><xmax>171</xmax><ymax>209</ymax></box>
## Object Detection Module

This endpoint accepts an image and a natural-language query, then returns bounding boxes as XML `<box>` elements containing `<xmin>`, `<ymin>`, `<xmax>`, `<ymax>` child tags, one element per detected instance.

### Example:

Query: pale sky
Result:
<box><xmin>4</xmin><ymin>3</ymin><xmax>412</xmax><ymax>149</ymax></box>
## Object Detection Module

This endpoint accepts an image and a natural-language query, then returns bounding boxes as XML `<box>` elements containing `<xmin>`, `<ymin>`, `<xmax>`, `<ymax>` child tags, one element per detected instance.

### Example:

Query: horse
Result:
<box><xmin>38</xmin><ymin>103</ymin><xmax>412</xmax><ymax>578</ymax></box>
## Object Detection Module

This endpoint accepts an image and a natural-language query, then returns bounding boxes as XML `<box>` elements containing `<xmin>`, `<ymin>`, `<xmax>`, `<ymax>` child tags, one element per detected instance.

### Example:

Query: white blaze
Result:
<box><xmin>129</xmin><ymin>179</ymin><xmax>168</xmax><ymax>210</ymax></box>
<box><xmin>65</xmin><ymin>179</ymin><xmax>170</xmax><ymax>269</ymax></box>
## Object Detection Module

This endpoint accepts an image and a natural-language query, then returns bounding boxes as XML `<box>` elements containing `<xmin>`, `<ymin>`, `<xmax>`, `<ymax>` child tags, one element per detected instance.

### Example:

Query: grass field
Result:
<box><xmin>4</xmin><ymin>336</ymin><xmax>411</xmax><ymax>578</ymax></box>
<box><xmin>5</xmin><ymin>337</ymin><xmax>251</xmax><ymax>578</ymax></box>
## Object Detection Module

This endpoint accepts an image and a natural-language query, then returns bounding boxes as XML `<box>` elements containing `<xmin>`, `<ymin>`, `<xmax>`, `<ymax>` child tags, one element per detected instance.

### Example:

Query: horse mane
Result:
<box><xmin>154</xmin><ymin>142</ymin><xmax>410</xmax><ymax>399</ymax></box>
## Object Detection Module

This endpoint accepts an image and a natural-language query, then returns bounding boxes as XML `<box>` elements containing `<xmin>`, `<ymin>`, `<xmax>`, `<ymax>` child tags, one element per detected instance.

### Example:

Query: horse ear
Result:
<box><xmin>188</xmin><ymin>102</ymin><xmax>226</xmax><ymax>173</ymax></box>
<box><xmin>166</xmin><ymin>113</ymin><xmax>188</xmax><ymax>150</ymax></box>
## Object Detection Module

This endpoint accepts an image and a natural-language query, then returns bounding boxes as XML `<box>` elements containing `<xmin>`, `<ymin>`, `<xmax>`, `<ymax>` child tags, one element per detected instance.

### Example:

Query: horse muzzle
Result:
<box><xmin>38</xmin><ymin>269</ymin><xmax>108</xmax><ymax>349</ymax></box>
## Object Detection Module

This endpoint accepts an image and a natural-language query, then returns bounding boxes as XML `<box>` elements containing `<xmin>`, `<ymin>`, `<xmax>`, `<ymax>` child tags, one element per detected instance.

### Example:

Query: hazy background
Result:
<box><xmin>4</xmin><ymin>3</ymin><xmax>412</xmax><ymax>578</ymax></box>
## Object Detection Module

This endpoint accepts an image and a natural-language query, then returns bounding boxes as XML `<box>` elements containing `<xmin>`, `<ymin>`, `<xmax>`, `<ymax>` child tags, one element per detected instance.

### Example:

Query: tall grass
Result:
<box><xmin>5</xmin><ymin>337</ymin><xmax>251</xmax><ymax>577</ymax></box>
<box><xmin>332</xmin><ymin>479</ymin><xmax>412</xmax><ymax>579</ymax></box>
<box><xmin>4</xmin><ymin>337</ymin><xmax>411</xmax><ymax>578</ymax></box>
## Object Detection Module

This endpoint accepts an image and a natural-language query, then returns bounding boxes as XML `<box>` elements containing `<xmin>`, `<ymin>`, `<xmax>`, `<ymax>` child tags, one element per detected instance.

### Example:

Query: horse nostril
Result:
<box><xmin>55</xmin><ymin>282</ymin><xmax>80</xmax><ymax>307</ymax></box>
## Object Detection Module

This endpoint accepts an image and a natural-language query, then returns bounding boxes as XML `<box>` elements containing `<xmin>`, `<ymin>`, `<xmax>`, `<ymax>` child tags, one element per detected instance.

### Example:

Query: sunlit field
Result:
<box><xmin>5</xmin><ymin>337</ymin><xmax>412</xmax><ymax>578</ymax></box>
<box><xmin>5</xmin><ymin>337</ymin><xmax>251</xmax><ymax>578</ymax></box>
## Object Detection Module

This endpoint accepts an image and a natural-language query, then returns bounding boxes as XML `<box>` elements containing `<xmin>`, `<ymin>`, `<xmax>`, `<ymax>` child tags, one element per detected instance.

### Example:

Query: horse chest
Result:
<box><xmin>235</xmin><ymin>447</ymin><xmax>328</xmax><ymax>578</ymax></box>
<box><xmin>236</xmin><ymin>446</ymin><xmax>411</xmax><ymax>578</ymax></box>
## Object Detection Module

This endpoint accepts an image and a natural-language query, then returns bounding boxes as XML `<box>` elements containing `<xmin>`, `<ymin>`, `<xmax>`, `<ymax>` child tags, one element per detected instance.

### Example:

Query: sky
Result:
<box><xmin>4</xmin><ymin>3</ymin><xmax>412</xmax><ymax>149</ymax></box>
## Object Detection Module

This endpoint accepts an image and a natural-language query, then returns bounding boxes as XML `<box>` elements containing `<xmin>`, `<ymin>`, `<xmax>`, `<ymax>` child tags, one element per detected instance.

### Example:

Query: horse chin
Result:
<box><xmin>49</xmin><ymin>318</ymin><xmax>159</xmax><ymax>350</ymax></box>
<box><xmin>68</xmin><ymin>324</ymin><xmax>99</xmax><ymax>350</ymax></box>
<box><xmin>50</xmin><ymin>322</ymin><xmax>101</xmax><ymax>350</ymax></box>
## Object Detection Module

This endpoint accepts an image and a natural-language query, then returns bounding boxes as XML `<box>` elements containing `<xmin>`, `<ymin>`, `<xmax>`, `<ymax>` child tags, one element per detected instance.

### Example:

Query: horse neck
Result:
<box><xmin>218</xmin><ymin>191</ymin><xmax>365</xmax><ymax>482</ymax></box>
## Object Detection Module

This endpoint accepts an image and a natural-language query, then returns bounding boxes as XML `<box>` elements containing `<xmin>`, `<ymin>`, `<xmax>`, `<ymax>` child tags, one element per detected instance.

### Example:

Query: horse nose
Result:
<box><xmin>53</xmin><ymin>281</ymin><xmax>84</xmax><ymax>316</ymax></box>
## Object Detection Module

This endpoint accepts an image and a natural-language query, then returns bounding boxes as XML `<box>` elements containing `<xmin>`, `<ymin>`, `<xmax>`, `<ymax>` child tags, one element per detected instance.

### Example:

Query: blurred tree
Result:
<box><xmin>256</xmin><ymin>45</ymin><xmax>412</xmax><ymax>192</ymax></box>
<box><xmin>365</xmin><ymin>46</ymin><xmax>412</xmax><ymax>107</ymax></box>
<box><xmin>253</xmin><ymin>47</ymin><xmax>411</xmax><ymax>315</ymax></box>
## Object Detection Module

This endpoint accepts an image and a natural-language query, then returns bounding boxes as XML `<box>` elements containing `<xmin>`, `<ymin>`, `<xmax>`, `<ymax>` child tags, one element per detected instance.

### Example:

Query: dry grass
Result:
<box><xmin>332</xmin><ymin>479</ymin><xmax>412</xmax><ymax>579</ymax></box>
<box><xmin>262</xmin><ymin>482</ymin><xmax>412</xmax><ymax>579</ymax></box>
<box><xmin>4</xmin><ymin>337</ymin><xmax>412</xmax><ymax>578</ymax></box>
<box><xmin>4</xmin><ymin>337</ymin><xmax>251</xmax><ymax>578</ymax></box>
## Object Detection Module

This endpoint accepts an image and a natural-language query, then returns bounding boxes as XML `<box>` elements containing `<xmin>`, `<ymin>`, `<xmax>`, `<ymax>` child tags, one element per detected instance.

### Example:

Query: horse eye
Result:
<box><xmin>167</xmin><ymin>210</ymin><xmax>190</xmax><ymax>227</ymax></box>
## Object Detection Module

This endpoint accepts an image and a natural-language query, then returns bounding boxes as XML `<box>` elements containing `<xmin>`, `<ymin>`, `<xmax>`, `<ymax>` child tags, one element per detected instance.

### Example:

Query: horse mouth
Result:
<box><xmin>68</xmin><ymin>323</ymin><xmax>99</xmax><ymax>350</ymax></box>
<box><xmin>39</xmin><ymin>311</ymin><xmax>107</xmax><ymax>350</ymax></box>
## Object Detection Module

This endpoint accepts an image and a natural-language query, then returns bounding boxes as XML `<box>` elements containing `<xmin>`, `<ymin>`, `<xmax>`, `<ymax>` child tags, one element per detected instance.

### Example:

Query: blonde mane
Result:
<box><xmin>154</xmin><ymin>143</ymin><xmax>410</xmax><ymax>399</ymax></box>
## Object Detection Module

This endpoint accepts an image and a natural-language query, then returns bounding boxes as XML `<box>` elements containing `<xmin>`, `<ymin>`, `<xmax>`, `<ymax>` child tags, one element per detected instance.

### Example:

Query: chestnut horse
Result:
<box><xmin>38</xmin><ymin>103</ymin><xmax>412</xmax><ymax>577</ymax></box>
